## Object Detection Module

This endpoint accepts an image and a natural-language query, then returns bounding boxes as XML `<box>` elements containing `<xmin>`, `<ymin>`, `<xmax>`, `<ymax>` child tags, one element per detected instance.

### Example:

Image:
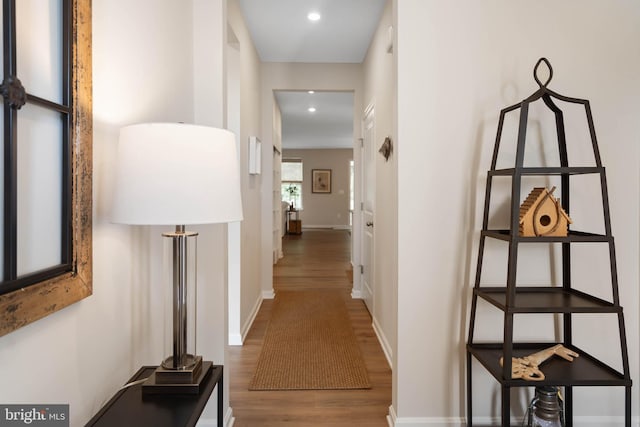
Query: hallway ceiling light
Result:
<box><xmin>308</xmin><ymin>90</ymin><xmax>315</xmax><ymax>94</ymax></box>
<box><xmin>307</xmin><ymin>12</ymin><xmax>321</xmax><ymax>21</ymax></box>
<box><xmin>308</xmin><ymin>107</ymin><xmax>316</xmax><ymax>113</ymax></box>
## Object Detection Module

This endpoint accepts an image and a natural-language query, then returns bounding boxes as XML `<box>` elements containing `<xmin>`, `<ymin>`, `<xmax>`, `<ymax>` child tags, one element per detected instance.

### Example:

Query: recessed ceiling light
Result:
<box><xmin>308</xmin><ymin>107</ymin><xmax>317</xmax><ymax>113</ymax></box>
<box><xmin>308</xmin><ymin>90</ymin><xmax>315</xmax><ymax>94</ymax></box>
<box><xmin>307</xmin><ymin>12</ymin><xmax>321</xmax><ymax>21</ymax></box>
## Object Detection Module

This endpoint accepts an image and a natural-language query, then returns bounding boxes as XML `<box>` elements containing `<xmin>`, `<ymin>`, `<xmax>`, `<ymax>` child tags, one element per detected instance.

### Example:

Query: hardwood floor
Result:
<box><xmin>229</xmin><ymin>229</ymin><xmax>392</xmax><ymax>426</ymax></box>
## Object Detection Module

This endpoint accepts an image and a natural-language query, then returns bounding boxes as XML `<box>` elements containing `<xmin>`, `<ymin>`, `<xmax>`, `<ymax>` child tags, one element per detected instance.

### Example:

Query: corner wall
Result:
<box><xmin>362</xmin><ymin>0</ymin><xmax>397</xmax><ymax>369</ymax></box>
<box><xmin>227</xmin><ymin>0</ymin><xmax>264</xmax><ymax>345</ymax></box>
<box><xmin>395</xmin><ymin>1</ymin><xmax>640</xmax><ymax>424</ymax></box>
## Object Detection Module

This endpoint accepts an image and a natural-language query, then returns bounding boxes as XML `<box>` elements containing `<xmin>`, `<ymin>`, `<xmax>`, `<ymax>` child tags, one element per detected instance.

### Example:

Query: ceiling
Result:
<box><xmin>238</xmin><ymin>0</ymin><xmax>386</xmax><ymax>63</ymax></box>
<box><xmin>239</xmin><ymin>0</ymin><xmax>386</xmax><ymax>149</ymax></box>
<box><xmin>275</xmin><ymin>91</ymin><xmax>354</xmax><ymax>149</ymax></box>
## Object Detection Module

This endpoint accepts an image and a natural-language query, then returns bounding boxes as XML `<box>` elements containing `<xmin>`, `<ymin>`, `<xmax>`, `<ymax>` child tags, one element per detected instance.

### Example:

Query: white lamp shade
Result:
<box><xmin>111</xmin><ymin>123</ymin><xmax>243</xmax><ymax>225</ymax></box>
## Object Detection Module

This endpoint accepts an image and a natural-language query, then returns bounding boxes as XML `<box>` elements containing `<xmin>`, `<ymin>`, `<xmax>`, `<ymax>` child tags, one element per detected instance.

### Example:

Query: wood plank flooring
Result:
<box><xmin>229</xmin><ymin>229</ymin><xmax>392</xmax><ymax>426</ymax></box>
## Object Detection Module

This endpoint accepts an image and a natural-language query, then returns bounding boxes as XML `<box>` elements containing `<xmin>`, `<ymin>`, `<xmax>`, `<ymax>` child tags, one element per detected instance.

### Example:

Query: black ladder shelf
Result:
<box><xmin>466</xmin><ymin>59</ymin><xmax>631</xmax><ymax>426</ymax></box>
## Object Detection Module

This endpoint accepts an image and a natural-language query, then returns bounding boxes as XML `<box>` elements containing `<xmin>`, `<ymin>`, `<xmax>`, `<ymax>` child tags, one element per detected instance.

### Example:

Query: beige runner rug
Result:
<box><xmin>249</xmin><ymin>290</ymin><xmax>371</xmax><ymax>390</ymax></box>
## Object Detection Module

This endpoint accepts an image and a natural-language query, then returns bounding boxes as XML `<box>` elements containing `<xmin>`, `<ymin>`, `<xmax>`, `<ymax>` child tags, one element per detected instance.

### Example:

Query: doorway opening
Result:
<box><xmin>273</xmin><ymin>90</ymin><xmax>356</xmax><ymax>284</ymax></box>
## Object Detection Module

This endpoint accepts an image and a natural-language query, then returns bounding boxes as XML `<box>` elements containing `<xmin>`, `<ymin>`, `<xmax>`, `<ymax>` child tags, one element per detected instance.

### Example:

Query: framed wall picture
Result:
<box><xmin>312</xmin><ymin>169</ymin><xmax>331</xmax><ymax>193</ymax></box>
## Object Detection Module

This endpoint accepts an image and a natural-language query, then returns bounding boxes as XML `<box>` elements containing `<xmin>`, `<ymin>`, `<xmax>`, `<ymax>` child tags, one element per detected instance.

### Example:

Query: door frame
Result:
<box><xmin>360</xmin><ymin>101</ymin><xmax>376</xmax><ymax>313</ymax></box>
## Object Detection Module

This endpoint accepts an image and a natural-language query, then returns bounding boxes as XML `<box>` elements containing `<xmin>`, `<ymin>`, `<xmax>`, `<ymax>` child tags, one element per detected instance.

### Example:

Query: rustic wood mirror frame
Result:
<box><xmin>0</xmin><ymin>0</ymin><xmax>92</xmax><ymax>337</ymax></box>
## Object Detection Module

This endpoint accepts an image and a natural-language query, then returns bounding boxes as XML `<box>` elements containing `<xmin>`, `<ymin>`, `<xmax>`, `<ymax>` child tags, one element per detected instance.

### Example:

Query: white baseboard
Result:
<box><xmin>196</xmin><ymin>407</ymin><xmax>235</xmax><ymax>426</ymax></box>
<box><xmin>387</xmin><ymin>405</ymin><xmax>396</xmax><ymax>427</ymax></box>
<box><xmin>572</xmin><ymin>416</ymin><xmax>640</xmax><ymax>426</ymax></box>
<box><xmin>228</xmin><ymin>295</ymin><xmax>262</xmax><ymax>346</ymax></box>
<box><xmin>225</xmin><ymin>409</ymin><xmax>235</xmax><ymax>427</ymax></box>
<box><xmin>386</xmin><ymin>412</ymin><xmax>640</xmax><ymax>427</ymax></box>
<box><xmin>262</xmin><ymin>289</ymin><xmax>275</xmax><ymax>299</ymax></box>
<box><xmin>228</xmin><ymin>332</ymin><xmax>242</xmax><ymax>346</ymax></box>
<box><xmin>351</xmin><ymin>289</ymin><xmax>363</xmax><ymax>298</ymax></box>
<box><xmin>372</xmin><ymin>316</ymin><xmax>392</xmax><ymax>368</ymax></box>
<box><xmin>388</xmin><ymin>406</ymin><xmax>467</xmax><ymax>426</ymax></box>
<box><xmin>332</xmin><ymin>225</ymin><xmax>351</xmax><ymax>230</ymax></box>
<box><xmin>470</xmin><ymin>416</ymin><xmax>640</xmax><ymax>426</ymax></box>
<box><xmin>240</xmin><ymin>295</ymin><xmax>262</xmax><ymax>342</ymax></box>
<box><xmin>302</xmin><ymin>225</ymin><xmax>351</xmax><ymax>230</ymax></box>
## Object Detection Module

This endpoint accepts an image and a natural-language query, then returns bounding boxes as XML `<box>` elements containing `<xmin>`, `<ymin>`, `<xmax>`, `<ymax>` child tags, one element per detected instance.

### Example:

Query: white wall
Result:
<box><xmin>395</xmin><ymin>1</ymin><xmax>640</xmax><ymax>425</ymax></box>
<box><xmin>362</xmin><ymin>0</ymin><xmax>397</xmax><ymax>369</ymax></box>
<box><xmin>192</xmin><ymin>1</ymin><xmax>233</xmax><ymax>423</ymax></box>
<box><xmin>227</xmin><ymin>0</ymin><xmax>264</xmax><ymax>345</ymax></box>
<box><xmin>260</xmin><ymin>63</ymin><xmax>364</xmax><ymax>297</ymax></box>
<box><xmin>0</xmin><ymin>2</ymin><xmax>234</xmax><ymax>426</ymax></box>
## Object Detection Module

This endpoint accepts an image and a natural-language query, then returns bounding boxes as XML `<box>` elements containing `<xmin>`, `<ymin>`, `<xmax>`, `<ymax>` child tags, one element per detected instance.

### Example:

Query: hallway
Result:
<box><xmin>229</xmin><ymin>229</ymin><xmax>392</xmax><ymax>426</ymax></box>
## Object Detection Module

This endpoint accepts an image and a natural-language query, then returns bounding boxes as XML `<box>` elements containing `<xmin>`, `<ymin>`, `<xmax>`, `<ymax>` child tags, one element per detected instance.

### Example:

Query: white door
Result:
<box><xmin>361</xmin><ymin>105</ymin><xmax>375</xmax><ymax>314</ymax></box>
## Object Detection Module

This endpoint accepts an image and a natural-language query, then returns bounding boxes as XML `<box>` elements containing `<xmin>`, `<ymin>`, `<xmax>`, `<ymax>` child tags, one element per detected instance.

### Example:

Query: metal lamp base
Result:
<box><xmin>142</xmin><ymin>359</ymin><xmax>212</xmax><ymax>395</ymax></box>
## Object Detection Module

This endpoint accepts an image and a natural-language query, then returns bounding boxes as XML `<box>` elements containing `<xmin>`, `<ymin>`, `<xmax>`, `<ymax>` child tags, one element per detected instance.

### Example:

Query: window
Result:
<box><xmin>0</xmin><ymin>0</ymin><xmax>92</xmax><ymax>337</ymax></box>
<box><xmin>281</xmin><ymin>158</ymin><xmax>303</xmax><ymax>210</ymax></box>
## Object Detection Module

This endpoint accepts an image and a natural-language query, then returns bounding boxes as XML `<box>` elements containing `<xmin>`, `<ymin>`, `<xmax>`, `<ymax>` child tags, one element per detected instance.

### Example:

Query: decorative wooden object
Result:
<box><xmin>500</xmin><ymin>344</ymin><xmax>579</xmax><ymax>381</ymax></box>
<box><xmin>288</xmin><ymin>220</ymin><xmax>302</xmax><ymax>235</ymax></box>
<box><xmin>519</xmin><ymin>186</ymin><xmax>572</xmax><ymax>237</ymax></box>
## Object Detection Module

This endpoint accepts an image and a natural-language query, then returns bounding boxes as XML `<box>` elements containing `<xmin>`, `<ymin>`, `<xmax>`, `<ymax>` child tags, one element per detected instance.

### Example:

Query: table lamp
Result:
<box><xmin>111</xmin><ymin>123</ymin><xmax>243</xmax><ymax>394</ymax></box>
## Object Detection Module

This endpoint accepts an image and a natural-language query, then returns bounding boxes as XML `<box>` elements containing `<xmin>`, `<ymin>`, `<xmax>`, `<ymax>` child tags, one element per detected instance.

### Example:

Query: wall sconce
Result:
<box><xmin>379</xmin><ymin>136</ymin><xmax>392</xmax><ymax>161</ymax></box>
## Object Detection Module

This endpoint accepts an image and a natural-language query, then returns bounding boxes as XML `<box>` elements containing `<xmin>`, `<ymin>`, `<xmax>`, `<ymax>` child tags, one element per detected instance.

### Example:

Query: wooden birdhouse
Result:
<box><xmin>519</xmin><ymin>187</ymin><xmax>572</xmax><ymax>237</ymax></box>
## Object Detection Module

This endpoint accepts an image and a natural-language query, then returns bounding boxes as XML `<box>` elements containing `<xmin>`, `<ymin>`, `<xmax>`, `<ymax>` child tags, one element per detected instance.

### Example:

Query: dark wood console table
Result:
<box><xmin>85</xmin><ymin>365</ymin><xmax>223</xmax><ymax>427</ymax></box>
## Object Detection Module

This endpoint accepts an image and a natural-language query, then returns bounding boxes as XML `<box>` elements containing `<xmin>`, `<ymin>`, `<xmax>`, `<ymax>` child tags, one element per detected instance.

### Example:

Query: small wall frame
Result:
<box><xmin>311</xmin><ymin>169</ymin><xmax>331</xmax><ymax>193</ymax></box>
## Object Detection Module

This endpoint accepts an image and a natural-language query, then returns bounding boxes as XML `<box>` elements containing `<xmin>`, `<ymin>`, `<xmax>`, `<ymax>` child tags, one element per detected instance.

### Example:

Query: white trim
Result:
<box><xmin>333</xmin><ymin>225</ymin><xmax>352</xmax><ymax>230</ymax></box>
<box><xmin>262</xmin><ymin>289</ymin><xmax>275</xmax><ymax>299</ymax></box>
<box><xmin>225</xmin><ymin>408</ymin><xmax>235</xmax><ymax>427</ymax></box>
<box><xmin>388</xmin><ymin>414</ymin><xmax>464</xmax><ymax>426</ymax></box>
<box><xmin>572</xmin><ymin>416</ymin><xmax>640</xmax><ymax>426</ymax></box>
<box><xmin>228</xmin><ymin>295</ymin><xmax>262</xmax><ymax>346</ymax></box>
<box><xmin>228</xmin><ymin>332</ymin><xmax>243</xmax><ymax>346</ymax></box>
<box><xmin>372</xmin><ymin>316</ymin><xmax>392</xmax><ymax>368</ymax></box>
<box><xmin>241</xmin><ymin>295</ymin><xmax>262</xmax><ymax>341</ymax></box>
<box><xmin>386</xmin><ymin>414</ymin><xmax>640</xmax><ymax>427</ymax></box>
<box><xmin>395</xmin><ymin>418</ymin><xmax>464</xmax><ymax>426</ymax></box>
<box><xmin>196</xmin><ymin>407</ymin><xmax>235</xmax><ymax>426</ymax></box>
<box><xmin>387</xmin><ymin>405</ymin><xmax>396</xmax><ymax>427</ymax></box>
<box><xmin>387</xmin><ymin>406</ymin><xmax>466</xmax><ymax>427</ymax></box>
<box><xmin>301</xmin><ymin>224</ymin><xmax>352</xmax><ymax>230</ymax></box>
<box><xmin>351</xmin><ymin>258</ymin><xmax>361</xmax><ymax>298</ymax></box>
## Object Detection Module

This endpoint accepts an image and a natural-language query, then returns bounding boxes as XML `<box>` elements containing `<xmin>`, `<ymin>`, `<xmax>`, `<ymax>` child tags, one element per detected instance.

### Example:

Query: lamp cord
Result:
<box><xmin>120</xmin><ymin>377</ymin><xmax>150</xmax><ymax>390</ymax></box>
